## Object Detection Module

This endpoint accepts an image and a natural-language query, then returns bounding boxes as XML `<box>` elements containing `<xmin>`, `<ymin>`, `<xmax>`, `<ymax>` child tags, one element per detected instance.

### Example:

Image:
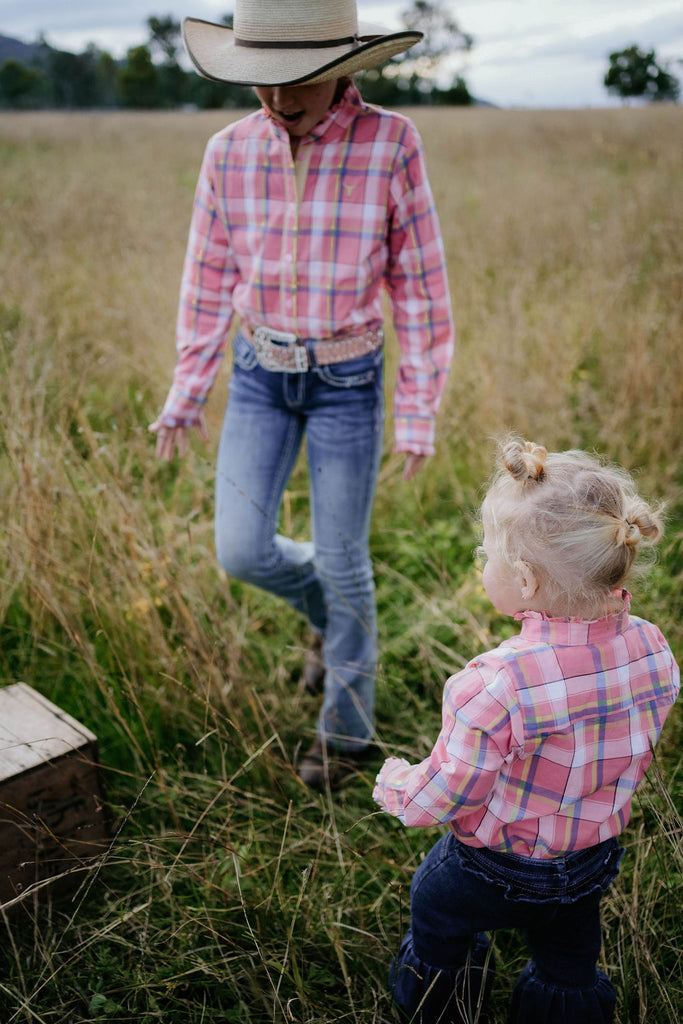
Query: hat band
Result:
<box><xmin>234</xmin><ymin>34</ymin><xmax>360</xmax><ymax>50</ymax></box>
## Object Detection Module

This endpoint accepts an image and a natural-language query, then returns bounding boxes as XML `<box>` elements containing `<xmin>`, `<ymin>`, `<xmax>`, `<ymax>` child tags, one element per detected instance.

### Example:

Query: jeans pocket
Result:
<box><xmin>232</xmin><ymin>331</ymin><xmax>259</xmax><ymax>371</ymax></box>
<box><xmin>315</xmin><ymin>347</ymin><xmax>383</xmax><ymax>388</ymax></box>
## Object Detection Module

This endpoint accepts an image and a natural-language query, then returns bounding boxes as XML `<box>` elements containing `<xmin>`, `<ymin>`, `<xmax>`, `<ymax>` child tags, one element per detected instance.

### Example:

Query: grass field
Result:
<box><xmin>0</xmin><ymin>103</ymin><xmax>682</xmax><ymax>1023</ymax></box>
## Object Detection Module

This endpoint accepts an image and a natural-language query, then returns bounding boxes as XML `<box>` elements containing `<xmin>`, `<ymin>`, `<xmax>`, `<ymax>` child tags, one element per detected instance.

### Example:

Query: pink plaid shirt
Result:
<box><xmin>373</xmin><ymin>595</ymin><xmax>679</xmax><ymax>859</ymax></box>
<box><xmin>159</xmin><ymin>83</ymin><xmax>454</xmax><ymax>454</ymax></box>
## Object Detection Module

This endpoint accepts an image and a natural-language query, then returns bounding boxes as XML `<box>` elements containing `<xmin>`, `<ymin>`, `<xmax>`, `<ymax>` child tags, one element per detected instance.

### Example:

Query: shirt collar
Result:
<box><xmin>515</xmin><ymin>590</ymin><xmax>632</xmax><ymax>646</ymax></box>
<box><xmin>263</xmin><ymin>80</ymin><xmax>367</xmax><ymax>147</ymax></box>
<box><xmin>308</xmin><ymin>80</ymin><xmax>367</xmax><ymax>141</ymax></box>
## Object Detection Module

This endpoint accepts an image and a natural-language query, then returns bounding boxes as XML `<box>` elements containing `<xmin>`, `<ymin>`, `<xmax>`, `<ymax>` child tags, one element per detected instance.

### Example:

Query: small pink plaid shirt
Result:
<box><xmin>159</xmin><ymin>83</ymin><xmax>454</xmax><ymax>454</ymax></box>
<box><xmin>373</xmin><ymin>594</ymin><xmax>679</xmax><ymax>859</ymax></box>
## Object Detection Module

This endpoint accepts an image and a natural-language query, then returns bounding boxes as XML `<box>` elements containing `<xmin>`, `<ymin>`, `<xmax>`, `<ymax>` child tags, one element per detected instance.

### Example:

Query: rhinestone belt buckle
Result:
<box><xmin>253</xmin><ymin>326</ymin><xmax>309</xmax><ymax>373</ymax></box>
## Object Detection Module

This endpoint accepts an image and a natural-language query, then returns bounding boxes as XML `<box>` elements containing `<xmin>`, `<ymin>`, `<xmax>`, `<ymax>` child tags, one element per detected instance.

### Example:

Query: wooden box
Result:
<box><xmin>0</xmin><ymin>683</ymin><xmax>109</xmax><ymax>907</ymax></box>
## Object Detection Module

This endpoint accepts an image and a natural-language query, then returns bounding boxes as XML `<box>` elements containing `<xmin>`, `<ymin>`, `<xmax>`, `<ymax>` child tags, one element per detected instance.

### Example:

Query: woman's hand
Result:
<box><xmin>148</xmin><ymin>414</ymin><xmax>209</xmax><ymax>460</ymax></box>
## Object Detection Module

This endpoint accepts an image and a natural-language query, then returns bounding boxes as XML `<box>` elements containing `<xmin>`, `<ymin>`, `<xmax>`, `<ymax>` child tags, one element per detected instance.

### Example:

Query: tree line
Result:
<box><xmin>0</xmin><ymin>27</ymin><xmax>254</xmax><ymax>111</ymax></box>
<box><xmin>0</xmin><ymin>5</ymin><xmax>679</xmax><ymax>111</ymax></box>
<box><xmin>0</xmin><ymin>6</ymin><xmax>474</xmax><ymax>111</ymax></box>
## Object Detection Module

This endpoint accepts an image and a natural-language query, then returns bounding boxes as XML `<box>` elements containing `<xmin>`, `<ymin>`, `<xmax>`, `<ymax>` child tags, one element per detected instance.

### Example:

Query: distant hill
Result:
<box><xmin>0</xmin><ymin>33</ymin><xmax>50</xmax><ymax>65</ymax></box>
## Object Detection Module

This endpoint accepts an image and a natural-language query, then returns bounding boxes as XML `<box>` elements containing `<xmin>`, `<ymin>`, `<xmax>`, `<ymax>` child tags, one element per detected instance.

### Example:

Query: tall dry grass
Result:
<box><xmin>419</xmin><ymin>106</ymin><xmax>683</xmax><ymax>486</ymax></box>
<box><xmin>0</xmin><ymin>105</ymin><xmax>681</xmax><ymax>1023</ymax></box>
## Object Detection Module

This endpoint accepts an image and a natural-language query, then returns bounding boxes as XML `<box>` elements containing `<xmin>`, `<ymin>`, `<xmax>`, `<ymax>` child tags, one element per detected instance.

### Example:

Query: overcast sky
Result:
<box><xmin>2</xmin><ymin>0</ymin><xmax>682</xmax><ymax>107</ymax></box>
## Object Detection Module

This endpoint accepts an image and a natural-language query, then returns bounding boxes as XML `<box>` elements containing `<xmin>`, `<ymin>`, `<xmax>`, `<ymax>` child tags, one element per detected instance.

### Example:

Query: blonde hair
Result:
<box><xmin>482</xmin><ymin>439</ymin><xmax>665</xmax><ymax>617</ymax></box>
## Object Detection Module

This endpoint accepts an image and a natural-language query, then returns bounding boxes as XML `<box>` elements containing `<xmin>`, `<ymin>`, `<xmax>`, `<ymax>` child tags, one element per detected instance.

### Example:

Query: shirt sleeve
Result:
<box><xmin>373</xmin><ymin>662</ymin><xmax>514</xmax><ymax>827</ymax></box>
<box><xmin>385</xmin><ymin>123</ymin><xmax>455</xmax><ymax>456</ymax></box>
<box><xmin>158</xmin><ymin>139</ymin><xmax>239</xmax><ymax>427</ymax></box>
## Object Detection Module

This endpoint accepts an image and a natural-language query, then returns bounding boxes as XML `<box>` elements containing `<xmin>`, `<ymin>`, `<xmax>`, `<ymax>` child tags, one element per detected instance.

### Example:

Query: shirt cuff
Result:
<box><xmin>393</xmin><ymin>415</ymin><xmax>436</xmax><ymax>456</ymax></box>
<box><xmin>159</xmin><ymin>385</ymin><xmax>207</xmax><ymax>427</ymax></box>
<box><xmin>373</xmin><ymin>757</ymin><xmax>412</xmax><ymax>818</ymax></box>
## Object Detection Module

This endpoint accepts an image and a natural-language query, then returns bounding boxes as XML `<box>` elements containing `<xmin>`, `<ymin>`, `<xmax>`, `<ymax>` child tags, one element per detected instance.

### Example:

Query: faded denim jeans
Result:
<box><xmin>390</xmin><ymin>831</ymin><xmax>624</xmax><ymax>1024</ymax></box>
<box><xmin>215</xmin><ymin>331</ymin><xmax>384</xmax><ymax>750</ymax></box>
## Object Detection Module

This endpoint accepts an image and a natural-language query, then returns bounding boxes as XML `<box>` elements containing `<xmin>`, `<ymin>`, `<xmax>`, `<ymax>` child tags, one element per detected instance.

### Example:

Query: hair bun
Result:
<box><xmin>502</xmin><ymin>440</ymin><xmax>548</xmax><ymax>482</ymax></box>
<box><xmin>618</xmin><ymin>519</ymin><xmax>640</xmax><ymax>548</ymax></box>
<box><xmin>625</xmin><ymin>509</ymin><xmax>664</xmax><ymax>545</ymax></box>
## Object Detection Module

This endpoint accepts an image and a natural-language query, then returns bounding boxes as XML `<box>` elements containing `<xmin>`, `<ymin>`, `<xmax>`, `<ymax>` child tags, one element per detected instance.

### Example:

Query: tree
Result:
<box><xmin>147</xmin><ymin>15</ymin><xmax>181</xmax><ymax>64</ymax></box>
<box><xmin>46</xmin><ymin>47</ymin><xmax>101</xmax><ymax>107</ymax></box>
<box><xmin>146</xmin><ymin>17</ymin><xmax>187</xmax><ymax>107</ymax></box>
<box><xmin>0</xmin><ymin>59</ymin><xmax>44</xmax><ymax>107</ymax></box>
<box><xmin>433</xmin><ymin>75</ymin><xmax>472</xmax><ymax>106</ymax></box>
<box><xmin>359</xmin><ymin>0</ymin><xmax>474</xmax><ymax>106</ymax></box>
<box><xmin>118</xmin><ymin>46</ymin><xmax>161</xmax><ymax>108</ymax></box>
<box><xmin>400</xmin><ymin>0</ymin><xmax>473</xmax><ymax>75</ymax></box>
<box><xmin>604</xmin><ymin>46</ymin><xmax>680</xmax><ymax>103</ymax></box>
<box><xmin>94</xmin><ymin>49</ymin><xmax>119</xmax><ymax>108</ymax></box>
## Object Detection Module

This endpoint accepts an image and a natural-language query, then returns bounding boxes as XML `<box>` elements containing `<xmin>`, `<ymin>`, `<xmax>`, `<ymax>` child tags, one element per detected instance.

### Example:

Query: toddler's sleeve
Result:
<box><xmin>373</xmin><ymin>757</ymin><xmax>412</xmax><ymax>820</ymax></box>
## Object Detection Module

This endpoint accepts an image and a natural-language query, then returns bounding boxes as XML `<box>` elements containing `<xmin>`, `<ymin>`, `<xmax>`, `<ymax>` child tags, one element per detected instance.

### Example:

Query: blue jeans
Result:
<box><xmin>215</xmin><ymin>331</ymin><xmax>384</xmax><ymax>750</ymax></box>
<box><xmin>390</xmin><ymin>832</ymin><xmax>624</xmax><ymax>1024</ymax></box>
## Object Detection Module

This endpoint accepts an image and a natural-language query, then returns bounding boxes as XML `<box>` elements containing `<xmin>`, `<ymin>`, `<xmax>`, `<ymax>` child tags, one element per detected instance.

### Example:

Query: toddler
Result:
<box><xmin>373</xmin><ymin>439</ymin><xmax>679</xmax><ymax>1023</ymax></box>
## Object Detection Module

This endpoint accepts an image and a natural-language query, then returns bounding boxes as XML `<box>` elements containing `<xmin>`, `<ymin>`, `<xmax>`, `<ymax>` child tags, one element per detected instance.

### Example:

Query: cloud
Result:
<box><xmin>449</xmin><ymin>0</ymin><xmax>683</xmax><ymax>97</ymax></box>
<box><xmin>3</xmin><ymin>1</ymin><xmax>145</xmax><ymax>34</ymax></box>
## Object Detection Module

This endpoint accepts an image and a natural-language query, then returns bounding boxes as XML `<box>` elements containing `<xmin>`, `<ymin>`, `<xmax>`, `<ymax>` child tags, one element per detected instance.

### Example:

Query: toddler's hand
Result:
<box><xmin>379</xmin><ymin>756</ymin><xmax>410</xmax><ymax>774</ymax></box>
<box><xmin>373</xmin><ymin>756</ymin><xmax>410</xmax><ymax>811</ymax></box>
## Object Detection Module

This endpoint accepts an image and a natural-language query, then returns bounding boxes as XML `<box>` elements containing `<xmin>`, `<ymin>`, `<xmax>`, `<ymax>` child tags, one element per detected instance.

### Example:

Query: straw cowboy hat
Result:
<box><xmin>182</xmin><ymin>0</ymin><xmax>422</xmax><ymax>87</ymax></box>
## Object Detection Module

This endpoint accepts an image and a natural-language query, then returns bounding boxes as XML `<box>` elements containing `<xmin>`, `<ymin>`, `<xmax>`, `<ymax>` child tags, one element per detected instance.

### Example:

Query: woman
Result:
<box><xmin>150</xmin><ymin>0</ymin><xmax>455</xmax><ymax>789</ymax></box>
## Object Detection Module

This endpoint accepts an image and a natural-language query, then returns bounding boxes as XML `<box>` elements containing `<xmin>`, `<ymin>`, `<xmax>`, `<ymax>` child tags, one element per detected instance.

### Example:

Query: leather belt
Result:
<box><xmin>245</xmin><ymin>323</ymin><xmax>383</xmax><ymax>373</ymax></box>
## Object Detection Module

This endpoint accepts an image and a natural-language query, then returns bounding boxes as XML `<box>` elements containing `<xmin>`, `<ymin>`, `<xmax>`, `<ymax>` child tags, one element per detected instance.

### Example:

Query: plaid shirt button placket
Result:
<box><xmin>160</xmin><ymin>83</ymin><xmax>454</xmax><ymax>454</ymax></box>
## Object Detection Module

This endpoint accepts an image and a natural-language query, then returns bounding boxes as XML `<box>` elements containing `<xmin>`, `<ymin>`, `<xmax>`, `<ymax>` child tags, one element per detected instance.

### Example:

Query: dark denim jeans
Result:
<box><xmin>390</xmin><ymin>831</ymin><xmax>624</xmax><ymax>1024</ymax></box>
<box><xmin>215</xmin><ymin>331</ymin><xmax>384</xmax><ymax>749</ymax></box>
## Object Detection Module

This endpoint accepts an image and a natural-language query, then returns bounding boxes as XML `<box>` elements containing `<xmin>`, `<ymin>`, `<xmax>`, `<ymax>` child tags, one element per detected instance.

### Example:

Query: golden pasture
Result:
<box><xmin>0</xmin><ymin>105</ymin><xmax>681</xmax><ymax>1023</ymax></box>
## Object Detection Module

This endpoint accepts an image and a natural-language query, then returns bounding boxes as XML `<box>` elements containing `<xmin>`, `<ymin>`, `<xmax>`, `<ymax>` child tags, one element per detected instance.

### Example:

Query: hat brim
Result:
<box><xmin>182</xmin><ymin>17</ymin><xmax>422</xmax><ymax>87</ymax></box>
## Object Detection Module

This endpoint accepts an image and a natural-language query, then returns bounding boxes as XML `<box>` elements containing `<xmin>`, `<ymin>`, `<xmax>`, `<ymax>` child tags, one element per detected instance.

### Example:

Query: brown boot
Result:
<box><xmin>303</xmin><ymin>634</ymin><xmax>325</xmax><ymax>695</ymax></box>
